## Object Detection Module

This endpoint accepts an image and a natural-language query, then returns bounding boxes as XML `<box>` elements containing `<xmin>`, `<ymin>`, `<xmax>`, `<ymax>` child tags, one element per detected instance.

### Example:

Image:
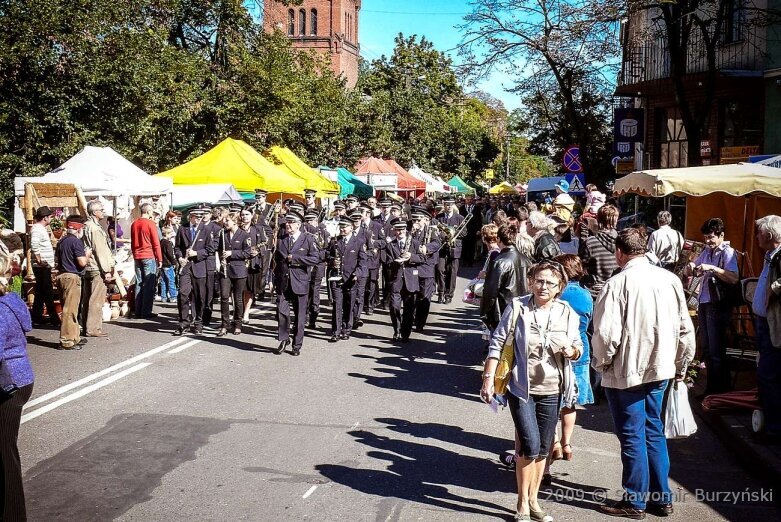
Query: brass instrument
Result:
<box><xmin>419</xmin><ymin>224</ymin><xmax>433</xmax><ymax>256</ymax></box>
<box><xmin>395</xmin><ymin>232</ymin><xmax>413</xmax><ymax>265</ymax></box>
<box><xmin>218</xmin><ymin>228</ymin><xmax>227</xmax><ymax>277</ymax></box>
<box><xmin>179</xmin><ymin>227</ymin><xmax>201</xmax><ymax>276</ymax></box>
<box><xmin>439</xmin><ymin>212</ymin><xmax>473</xmax><ymax>250</ymax></box>
<box><xmin>328</xmin><ymin>237</ymin><xmax>343</xmax><ymax>282</ymax></box>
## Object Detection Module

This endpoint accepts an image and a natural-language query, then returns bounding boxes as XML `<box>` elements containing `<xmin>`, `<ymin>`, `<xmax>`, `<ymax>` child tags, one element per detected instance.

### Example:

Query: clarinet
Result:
<box><xmin>219</xmin><ymin>229</ymin><xmax>227</xmax><ymax>277</ymax></box>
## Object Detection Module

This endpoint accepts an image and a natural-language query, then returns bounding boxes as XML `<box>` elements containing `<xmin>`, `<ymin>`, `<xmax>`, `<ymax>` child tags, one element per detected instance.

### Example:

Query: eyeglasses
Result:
<box><xmin>533</xmin><ymin>279</ymin><xmax>560</xmax><ymax>289</ymax></box>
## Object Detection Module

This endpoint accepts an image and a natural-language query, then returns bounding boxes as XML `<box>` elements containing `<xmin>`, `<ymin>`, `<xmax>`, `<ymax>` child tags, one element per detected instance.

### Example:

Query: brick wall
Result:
<box><xmin>263</xmin><ymin>0</ymin><xmax>360</xmax><ymax>88</ymax></box>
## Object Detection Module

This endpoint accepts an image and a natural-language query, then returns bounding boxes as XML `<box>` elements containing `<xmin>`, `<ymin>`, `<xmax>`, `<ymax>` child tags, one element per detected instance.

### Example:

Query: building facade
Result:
<box><xmin>614</xmin><ymin>2</ymin><xmax>766</xmax><ymax>169</ymax></box>
<box><xmin>263</xmin><ymin>0</ymin><xmax>361</xmax><ymax>88</ymax></box>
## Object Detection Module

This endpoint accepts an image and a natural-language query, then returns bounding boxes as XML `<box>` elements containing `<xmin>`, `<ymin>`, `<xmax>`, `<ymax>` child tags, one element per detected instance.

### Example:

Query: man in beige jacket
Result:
<box><xmin>81</xmin><ymin>200</ymin><xmax>115</xmax><ymax>337</ymax></box>
<box><xmin>592</xmin><ymin>227</ymin><xmax>695</xmax><ymax>519</ymax></box>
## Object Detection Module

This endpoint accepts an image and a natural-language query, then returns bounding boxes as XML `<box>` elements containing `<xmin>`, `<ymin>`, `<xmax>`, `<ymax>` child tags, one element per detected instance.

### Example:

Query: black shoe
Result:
<box><xmin>444</xmin><ymin>297</ymin><xmax>452</xmax><ymax>304</ymax></box>
<box><xmin>216</xmin><ymin>328</ymin><xmax>228</xmax><ymax>337</ymax></box>
<box><xmin>400</xmin><ymin>337</ymin><xmax>410</xmax><ymax>343</ymax></box>
<box><xmin>329</xmin><ymin>335</ymin><xmax>339</xmax><ymax>343</ymax></box>
<box><xmin>356</xmin><ymin>319</ymin><xmax>364</xmax><ymax>328</ymax></box>
<box><xmin>232</xmin><ymin>327</ymin><xmax>241</xmax><ymax>335</ymax></box>
<box><xmin>415</xmin><ymin>326</ymin><xmax>424</xmax><ymax>333</ymax></box>
<box><xmin>274</xmin><ymin>340</ymin><xmax>290</xmax><ymax>355</ymax></box>
<box><xmin>77</xmin><ymin>338</ymin><xmax>88</xmax><ymax>346</ymax></box>
<box><xmin>599</xmin><ymin>500</ymin><xmax>646</xmax><ymax>519</ymax></box>
<box><xmin>308</xmin><ymin>321</ymin><xmax>316</xmax><ymax>329</ymax></box>
<box><xmin>365</xmin><ymin>310</ymin><xmax>373</xmax><ymax>316</ymax></box>
<box><xmin>437</xmin><ymin>294</ymin><xmax>443</xmax><ymax>303</ymax></box>
<box><xmin>392</xmin><ymin>333</ymin><xmax>400</xmax><ymax>341</ymax></box>
<box><xmin>646</xmin><ymin>503</ymin><xmax>673</xmax><ymax>517</ymax></box>
<box><xmin>499</xmin><ymin>451</ymin><xmax>516</xmax><ymax>469</ymax></box>
<box><xmin>340</xmin><ymin>333</ymin><xmax>350</xmax><ymax>340</ymax></box>
<box><xmin>291</xmin><ymin>346</ymin><xmax>301</xmax><ymax>356</ymax></box>
<box><xmin>174</xmin><ymin>327</ymin><xmax>185</xmax><ymax>336</ymax></box>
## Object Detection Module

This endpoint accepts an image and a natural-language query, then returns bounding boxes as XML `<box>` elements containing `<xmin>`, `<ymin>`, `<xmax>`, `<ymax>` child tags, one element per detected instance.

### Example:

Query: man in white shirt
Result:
<box><xmin>647</xmin><ymin>211</ymin><xmax>684</xmax><ymax>270</ymax></box>
<box><xmin>30</xmin><ymin>206</ymin><xmax>59</xmax><ymax>326</ymax></box>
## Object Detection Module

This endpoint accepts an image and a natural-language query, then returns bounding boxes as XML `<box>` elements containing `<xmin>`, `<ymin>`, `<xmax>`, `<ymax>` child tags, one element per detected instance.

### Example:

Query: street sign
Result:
<box><xmin>484</xmin><ymin>168</ymin><xmax>494</xmax><ymax>180</ymax></box>
<box><xmin>562</xmin><ymin>146</ymin><xmax>583</xmax><ymax>173</ymax></box>
<box><xmin>565</xmin><ymin>173</ymin><xmax>586</xmax><ymax>195</ymax></box>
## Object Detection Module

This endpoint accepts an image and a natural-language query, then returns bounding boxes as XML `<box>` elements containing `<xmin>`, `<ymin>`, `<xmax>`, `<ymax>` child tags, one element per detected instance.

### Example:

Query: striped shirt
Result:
<box><xmin>30</xmin><ymin>223</ymin><xmax>54</xmax><ymax>267</ymax></box>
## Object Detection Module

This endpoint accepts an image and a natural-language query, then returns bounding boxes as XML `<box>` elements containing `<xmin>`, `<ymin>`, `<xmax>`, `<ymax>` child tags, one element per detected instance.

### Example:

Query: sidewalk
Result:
<box><xmin>694</xmin><ymin>399</ymin><xmax>781</xmax><ymax>485</ymax></box>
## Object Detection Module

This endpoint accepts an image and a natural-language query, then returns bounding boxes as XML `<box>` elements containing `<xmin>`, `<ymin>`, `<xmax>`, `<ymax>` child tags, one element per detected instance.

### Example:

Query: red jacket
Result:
<box><xmin>131</xmin><ymin>218</ymin><xmax>162</xmax><ymax>263</ymax></box>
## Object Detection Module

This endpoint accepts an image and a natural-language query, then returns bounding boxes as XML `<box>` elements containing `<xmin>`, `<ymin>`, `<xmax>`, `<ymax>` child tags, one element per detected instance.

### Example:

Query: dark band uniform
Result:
<box><xmin>175</xmin><ymin>217</ymin><xmax>215</xmax><ymax>333</ymax></box>
<box><xmin>201</xmin><ymin>216</ymin><xmax>222</xmax><ymax>326</ymax></box>
<box><xmin>353</xmin><ymin>218</ymin><xmax>385</xmax><ymax>321</ymax></box>
<box><xmin>386</xmin><ymin>226</ymin><xmax>425</xmax><ymax>341</ymax></box>
<box><xmin>307</xmin><ymin>220</ymin><xmax>331</xmax><ymax>327</ymax></box>
<box><xmin>217</xmin><ymin>227</ymin><xmax>252</xmax><ymax>331</ymax></box>
<box><xmin>412</xmin><ymin>219</ymin><xmax>442</xmax><ymax>332</ymax></box>
<box><xmin>328</xmin><ymin>228</ymin><xmax>367</xmax><ymax>340</ymax></box>
<box><xmin>436</xmin><ymin>209</ymin><xmax>466</xmax><ymax>303</ymax></box>
<box><xmin>273</xmin><ymin>219</ymin><xmax>320</xmax><ymax>354</ymax></box>
<box><xmin>250</xmin><ymin>202</ymin><xmax>274</xmax><ymax>298</ymax></box>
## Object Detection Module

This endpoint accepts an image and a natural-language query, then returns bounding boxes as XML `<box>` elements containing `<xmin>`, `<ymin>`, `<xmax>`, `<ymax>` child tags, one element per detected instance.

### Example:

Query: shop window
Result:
<box><xmin>721</xmin><ymin>100</ymin><xmax>761</xmax><ymax>147</ymax></box>
<box><xmin>311</xmin><ymin>9</ymin><xmax>317</xmax><ymax>36</ymax></box>
<box><xmin>658</xmin><ymin>108</ymin><xmax>688</xmax><ymax>168</ymax></box>
<box><xmin>287</xmin><ymin>9</ymin><xmax>295</xmax><ymax>36</ymax></box>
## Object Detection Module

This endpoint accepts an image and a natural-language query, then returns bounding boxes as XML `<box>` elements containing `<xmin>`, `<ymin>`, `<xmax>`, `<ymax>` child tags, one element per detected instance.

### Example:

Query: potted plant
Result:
<box><xmin>50</xmin><ymin>216</ymin><xmax>64</xmax><ymax>239</ymax></box>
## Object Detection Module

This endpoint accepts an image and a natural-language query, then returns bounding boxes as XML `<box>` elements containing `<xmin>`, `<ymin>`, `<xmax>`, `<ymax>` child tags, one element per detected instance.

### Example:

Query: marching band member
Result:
<box><xmin>305</xmin><ymin>210</ymin><xmax>331</xmax><ymax>328</ymax></box>
<box><xmin>174</xmin><ymin>208</ymin><xmax>215</xmax><ymax>335</ymax></box>
<box><xmin>251</xmin><ymin>189</ymin><xmax>275</xmax><ymax>300</ymax></box>
<box><xmin>240</xmin><ymin>205</ymin><xmax>268</xmax><ymax>324</ymax></box>
<box><xmin>327</xmin><ymin>216</ymin><xmax>366</xmax><ymax>342</ymax></box>
<box><xmin>436</xmin><ymin>196</ymin><xmax>466</xmax><ymax>304</ymax></box>
<box><xmin>216</xmin><ymin>213</ymin><xmax>252</xmax><ymax>337</ymax></box>
<box><xmin>386</xmin><ymin>217</ymin><xmax>425</xmax><ymax>342</ymax></box>
<box><xmin>273</xmin><ymin>210</ymin><xmax>319</xmax><ymax>356</ymax></box>
<box><xmin>379</xmin><ymin>202</ymin><xmax>403</xmax><ymax>310</ymax></box>
<box><xmin>304</xmin><ymin>188</ymin><xmax>320</xmax><ymax>213</ymax></box>
<box><xmin>198</xmin><ymin>204</ymin><xmax>221</xmax><ymax>328</ymax></box>
<box><xmin>411</xmin><ymin>207</ymin><xmax>442</xmax><ymax>333</ymax></box>
<box><xmin>354</xmin><ymin>204</ymin><xmax>385</xmax><ymax>320</ymax></box>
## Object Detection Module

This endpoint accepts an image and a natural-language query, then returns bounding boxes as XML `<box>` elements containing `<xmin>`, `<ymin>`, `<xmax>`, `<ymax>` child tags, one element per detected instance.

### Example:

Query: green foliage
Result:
<box><xmin>0</xmin><ymin>2</ymin><xmax>502</xmax><ymax>213</ymax></box>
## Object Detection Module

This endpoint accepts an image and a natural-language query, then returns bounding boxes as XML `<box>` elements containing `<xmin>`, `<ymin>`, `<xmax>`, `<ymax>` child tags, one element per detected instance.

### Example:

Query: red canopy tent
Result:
<box><xmin>384</xmin><ymin>159</ymin><xmax>426</xmax><ymax>197</ymax></box>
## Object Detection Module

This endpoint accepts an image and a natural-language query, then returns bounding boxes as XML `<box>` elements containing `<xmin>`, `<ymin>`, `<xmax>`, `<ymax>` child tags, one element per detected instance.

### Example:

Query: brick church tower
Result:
<box><xmin>263</xmin><ymin>0</ymin><xmax>361</xmax><ymax>88</ymax></box>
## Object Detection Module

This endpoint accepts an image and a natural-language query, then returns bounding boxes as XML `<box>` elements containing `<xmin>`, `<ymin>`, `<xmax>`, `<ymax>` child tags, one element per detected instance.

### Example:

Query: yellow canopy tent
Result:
<box><xmin>488</xmin><ymin>181</ymin><xmax>517</xmax><ymax>195</ymax></box>
<box><xmin>265</xmin><ymin>146</ymin><xmax>339</xmax><ymax>197</ymax></box>
<box><xmin>156</xmin><ymin>138</ymin><xmax>305</xmax><ymax>194</ymax></box>
<box><xmin>614</xmin><ymin>163</ymin><xmax>781</xmax><ymax>276</ymax></box>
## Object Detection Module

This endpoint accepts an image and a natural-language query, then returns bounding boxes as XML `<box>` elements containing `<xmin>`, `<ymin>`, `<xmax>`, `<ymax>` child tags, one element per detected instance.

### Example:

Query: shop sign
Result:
<box><xmin>615</xmin><ymin>159</ymin><xmax>635</xmax><ymax>174</ymax></box>
<box><xmin>720</xmin><ymin>145</ymin><xmax>760</xmax><ymax>164</ymax></box>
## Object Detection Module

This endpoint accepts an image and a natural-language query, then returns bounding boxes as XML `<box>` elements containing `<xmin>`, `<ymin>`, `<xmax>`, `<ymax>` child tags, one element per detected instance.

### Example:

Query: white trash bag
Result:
<box><xmin>664</xmin><ymin>381</ymin><xmax>698</xmax><ymax>439</ymax></box>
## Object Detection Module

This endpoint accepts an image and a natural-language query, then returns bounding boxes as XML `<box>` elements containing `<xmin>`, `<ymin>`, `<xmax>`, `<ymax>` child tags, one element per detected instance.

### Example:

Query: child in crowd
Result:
<box><xmin>158</xmin><ymin>225</ymin><xmax>178</xmax><ymax>302</ymax></box>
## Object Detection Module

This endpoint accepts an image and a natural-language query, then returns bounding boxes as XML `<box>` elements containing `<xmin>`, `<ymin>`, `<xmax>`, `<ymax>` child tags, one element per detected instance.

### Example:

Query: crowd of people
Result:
<box><xmin>4</xmin><ymin>180</ymin><xmax>781</xmax><ymax>521</ymax></box>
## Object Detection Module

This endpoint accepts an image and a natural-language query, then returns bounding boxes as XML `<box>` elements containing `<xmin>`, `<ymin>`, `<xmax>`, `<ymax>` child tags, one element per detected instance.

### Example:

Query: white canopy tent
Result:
<box><xmin>171</xmin><ymin>183</ymin><xmax>243</xmax><ymax>209</ymax></box>
<box><xmin>13</xmin><ymin>146</ymin><xmax>172</xmax><ymax>232</ymax></box>
<box><xmin>408</xmin><ymin>165</ymin><xmax>451</xmax><ymax>193</ymax></box>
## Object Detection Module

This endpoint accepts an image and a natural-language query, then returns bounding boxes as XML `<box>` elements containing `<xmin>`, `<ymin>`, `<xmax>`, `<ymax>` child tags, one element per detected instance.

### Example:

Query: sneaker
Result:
<box><xmin>154</xmin><ymin>296</ymin><xmax>162</xmax><ymax>302</ymax></box>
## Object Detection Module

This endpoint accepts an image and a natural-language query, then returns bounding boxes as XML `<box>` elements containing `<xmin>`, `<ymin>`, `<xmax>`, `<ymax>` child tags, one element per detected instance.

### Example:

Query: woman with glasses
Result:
<box><xmin>481</xmin><ymin>261</ymin><xmax>582</xmax><ymax>522</ymax></box>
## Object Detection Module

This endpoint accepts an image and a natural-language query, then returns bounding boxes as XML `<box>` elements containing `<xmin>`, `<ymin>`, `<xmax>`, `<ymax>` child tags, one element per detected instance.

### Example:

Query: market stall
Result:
<box><xmin>447</xmin><ymin>175</ymin><xmax>476</xmax><ymax>194</ymax></box>
<box><xmin>319</xmin><ymin>166</ymin><xmax>374</xmax><ymax>199</ymax></box>
<box><xmin>170</xmin><ymin>183</ymin><xmax>243</xmax><ymax>209</ymax></box>
<box><xmin>385</xmin><ymin>159</ymin><xmax>426</xmax><ymax>198</ymax></box>
<box><xmin>156</xmin><ymin>138</ymin><xmax>306</xmax><ymax>195</ymax></box>
<box><xmin>488</xmin><ymin>181</ymin><xmax>518</xmax><ymax>195</ymax></box>
<box><xmin>614</xmin><ymin>162</ymin><xmax>781</xmax><ymax>276</ymax></box>
<box><xmin>264</xmin><ymin>146</ymin><xmax>340</xmax><ymax>198</ymax></box>
<box><xmin>354</xmin><ymin>157</ymin><xmax>399</xmax><ymax>193</ymax></box>
<box><xmin>407</xmin><ymin>165</ymin><xmax>451</xmax><ymax>194</ymax></box>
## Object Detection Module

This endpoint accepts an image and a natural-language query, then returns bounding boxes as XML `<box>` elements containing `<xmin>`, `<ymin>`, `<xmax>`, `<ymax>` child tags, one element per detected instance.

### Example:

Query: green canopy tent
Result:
<box><xmin>447</xmin><ymin>175</ymin><xmax>476</xmax><ymax>194</ymax></box>
<box><xmin>335</xmin><ymin>167</ymin><xmax>373</xmax><ymax>199</ymax></box>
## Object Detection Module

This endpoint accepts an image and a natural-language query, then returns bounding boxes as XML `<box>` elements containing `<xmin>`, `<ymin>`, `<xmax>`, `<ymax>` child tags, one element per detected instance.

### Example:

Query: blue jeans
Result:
<box><xmin>755</xmin><ymin>317</ymin><xmax>781</xmax><ymax>435</ymax></box>
<box><xmin>605</xmin><ymin>380</ymin><xmax>671</xmax><ymax>509</ymax></box>
<box><xmin>159</xmin><ymin>266</ymin><xmax>178</xmax><ymax>300</ymax></box>
<box><xmin>507</xmin><ymin>392</ymin><xmax>560</xmax><ymax>459</ymax></box>
<box><xmin>135</xmin><ymin>259</ymin><xmax>158</xmax><ymax>318</ymax></box>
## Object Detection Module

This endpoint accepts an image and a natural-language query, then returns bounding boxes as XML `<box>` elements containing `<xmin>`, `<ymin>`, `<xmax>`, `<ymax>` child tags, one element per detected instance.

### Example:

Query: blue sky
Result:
<box><xmin>359</xmin><ymin>0</ymin><xmax>521</xmax><ymax>110</ymax></box>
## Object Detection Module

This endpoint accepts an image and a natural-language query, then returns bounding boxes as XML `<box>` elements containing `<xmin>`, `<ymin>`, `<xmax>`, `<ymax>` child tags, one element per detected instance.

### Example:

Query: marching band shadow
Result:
<box><xmin>315</xmin><ymin>424</ymin><xmax>515</xmax><ymax>518</ymax></box>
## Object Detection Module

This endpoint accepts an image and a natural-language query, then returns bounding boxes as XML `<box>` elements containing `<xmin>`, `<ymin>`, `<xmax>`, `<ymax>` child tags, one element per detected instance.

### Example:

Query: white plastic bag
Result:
<box><xmin>664</xmin><ymin>381</ymin><xmax>698</xmax><ymax>439</ymax></box>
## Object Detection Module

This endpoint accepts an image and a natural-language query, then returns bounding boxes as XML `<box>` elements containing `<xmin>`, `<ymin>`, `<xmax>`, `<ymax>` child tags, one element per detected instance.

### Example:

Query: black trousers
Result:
<box><xmin>219</xmin><ymin>275</ymin><xmax>246</xmax><ymax>329</ymax></box>
<box><xmin>380</xmin><ymin>263</ymin><xmax>391</xmax><ymax>305</ymax></box>
<box><xmin>436</xmin><ymin>256</ymin><xmax>460</xmax><ymax>299</ymax></box>
<box><xmin>258</xmin><ymin>249</ymin><xmax>271</xmax><ymax>297</ymax></box>
<box><xmin>353</xmin><ymin>275</ymin><xmax>367</xmax><ymax>321</ymax></box>
<box><xmin>202</xmin><ymin>270</ymin><xmax>216</xmax><ymax>325</ymax></box>
<box><xmin>462</xmin><ymin>237</ymin><xmax>477</xmax><ymax>266</ymax></box>
<box><xmin>278</xmin><ymin>285</ymin><xmax>308</xmax><ymax>349</ymax></box>
<box><xmin>1</xmin><ymin>382</ymin><xmax>33</xmax><ymax>522</ymax></box>
<box><xmin>364</xmin><ymin>267</ymin><xmax>379</xmax><ymax>313</ymax></box>
<box><xmin>308</xmin><ymin>263</ymin><xmax>326</xmax><ymax>322</ymax></box>
<box><xmin>330</xmin><ymin>279</ymin><xmax>357</xmax><ymax>336</ymax></box>
<box><xmin>31</xmin><ymin>266</ymin><xmax>57</xmax><ymax>324</ymax></box>
<box><xmin>178</xmin><ymin>271</ymin><xmax>206</xmax><ymax>329</ymax></box>
<box><xmin>415</xmin><ymin>277</ymin><xmax>436</xmax><ymax>330</ymax></box>
<box><xmin>390</xmin><ymin>286</ymin><xmax>416</xmax><ymax>339</ymax></box>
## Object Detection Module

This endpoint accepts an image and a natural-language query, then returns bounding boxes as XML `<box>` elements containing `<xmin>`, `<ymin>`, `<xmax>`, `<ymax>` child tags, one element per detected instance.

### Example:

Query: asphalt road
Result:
<box><xmin>19</xmin><ymin>268</ymin><xmax>780</xmax><ymax>521</ymax></box>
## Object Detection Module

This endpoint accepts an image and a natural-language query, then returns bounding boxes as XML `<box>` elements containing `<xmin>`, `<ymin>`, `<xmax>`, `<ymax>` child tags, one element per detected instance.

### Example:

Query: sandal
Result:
<box><xmin>550</xmin><ymin>440</ymin><xmax>563</xmax><ymax>461</ymax></box>
<box><xmin>562</xmin><ymin>443</ymin><xmax>573</xmax><ymax>461</ymax></box>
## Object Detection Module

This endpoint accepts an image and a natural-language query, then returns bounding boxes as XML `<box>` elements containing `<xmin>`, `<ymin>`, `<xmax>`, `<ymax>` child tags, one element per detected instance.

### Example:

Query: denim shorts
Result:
<box><xmin>507</xmin><ymin>392</ymin><xmax>561</xmax><ymax>459</ymax></box>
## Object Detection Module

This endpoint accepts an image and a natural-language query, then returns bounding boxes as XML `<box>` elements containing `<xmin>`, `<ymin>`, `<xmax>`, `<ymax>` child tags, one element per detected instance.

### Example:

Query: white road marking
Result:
<box><xmin>302</xmin><ymin>485</ymin><xmax>318</xmax><ymax>499</ymax></box>
<box><xmin>167</xmin><ymin>339</ymin><xmax>201</xmax><ymax>354</ymax></box>
<box><xmin>24</xmin><ymin>338</ymin><xmax>188</xmax><ymax>410</ymax></box>
<box><xmin>21</xmin><ymin>363</ymin><xmax>152</xmax><ymax>424</ymax></box>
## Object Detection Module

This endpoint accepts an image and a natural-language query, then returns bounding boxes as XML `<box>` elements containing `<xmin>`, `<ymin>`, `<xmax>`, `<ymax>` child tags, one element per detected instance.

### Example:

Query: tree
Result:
<box><xmin>459</xmin><ymin>0</ymin><xmax>620</xmax><ymax>176</ymax></box>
